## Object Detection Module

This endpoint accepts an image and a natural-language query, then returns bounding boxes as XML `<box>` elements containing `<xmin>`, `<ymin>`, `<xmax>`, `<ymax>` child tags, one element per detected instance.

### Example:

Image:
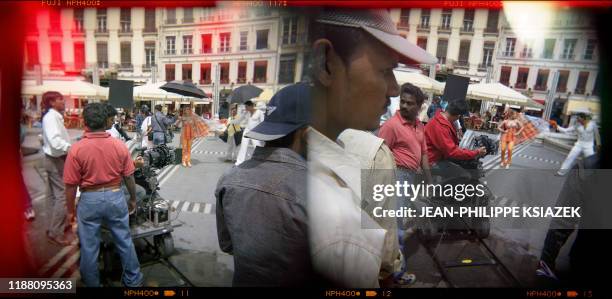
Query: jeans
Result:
<box><xmin>153</xmin><ymin>132</ymin><xmax>165</xmax><ymax>146</ymax></box>
<box><xmin>77</xmin><ymin>189</ymin><xmax>143</xmax><ymax>287</ymax></box>
<box><xmin>395</xmin><ymin>168</ymin><xmax>419</xmax><ymax>278</ymax></box>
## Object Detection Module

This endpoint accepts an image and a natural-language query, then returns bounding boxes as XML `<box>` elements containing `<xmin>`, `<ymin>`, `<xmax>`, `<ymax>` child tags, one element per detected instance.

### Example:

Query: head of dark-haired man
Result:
<box><xmin>399</xmin><ymin>83</ymin><xmax>426</xmax><ymax>123</ymax></box>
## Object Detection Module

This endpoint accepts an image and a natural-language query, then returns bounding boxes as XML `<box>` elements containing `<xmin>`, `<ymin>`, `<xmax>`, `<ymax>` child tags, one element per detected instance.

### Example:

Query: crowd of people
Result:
<box><xmin>23</xmin><ymin>8</ymin><xmax>602</xmax><ymax>288</ymax></box>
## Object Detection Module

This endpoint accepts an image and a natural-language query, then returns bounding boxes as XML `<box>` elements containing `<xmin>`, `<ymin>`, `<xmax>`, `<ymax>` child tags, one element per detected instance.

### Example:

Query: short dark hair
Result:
<box><xmin>400</xmin><ymin>83</ymin><xmax>426</xmax><ymax>106</ymax></box>
<box><xmin>155</xmin><ymin>105</ymin><xmax>163</xmax><ymax>111</ymax></box>
<box><xmin>446</xmin><ymin>100</ymin><xmax>468</xmax><ymax>116</ymax></box>
<box><xmin>244</xmin><ymin>100</ymin><xmax>254</xmax><ymax>107</ymax></box>
<box><xmin>42</xmin><ymin>91</ymin><xmax>63</xmax><ymax>116</ymax></box>
<box><xmin>104</xmin><ymin>103</ymin><xmax>117</xmax><ymax>119</ymax></box>
<box><xmin>83</xmin><ymin>103</ymin><xmax>108</xmax><ymax>131</ymax></box>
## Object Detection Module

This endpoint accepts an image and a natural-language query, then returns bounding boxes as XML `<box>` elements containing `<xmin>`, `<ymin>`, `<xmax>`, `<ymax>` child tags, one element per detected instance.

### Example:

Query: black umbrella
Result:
<box><xmin>228</xmin><ymin>84</ymin><xmax>263</xmax><ymax>104</ymax></box>
<box><xmin>160</xmin><ymin>80</ymin><xmax>207</xmax><ymax>98</ymax></box>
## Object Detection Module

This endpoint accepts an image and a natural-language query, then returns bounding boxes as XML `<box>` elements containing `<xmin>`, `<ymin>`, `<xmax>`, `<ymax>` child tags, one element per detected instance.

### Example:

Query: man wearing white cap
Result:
<box><xmin>306</xmin><ymin>9</ymin><xmax>437</xmax><ymax>287</ymax></box>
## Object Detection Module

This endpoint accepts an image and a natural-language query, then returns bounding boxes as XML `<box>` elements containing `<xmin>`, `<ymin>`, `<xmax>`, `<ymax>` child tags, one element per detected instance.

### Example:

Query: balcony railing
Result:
<box><xmin>199</xmin><ymin>79</ymin><xmax>212</xmax><ymax>85</ymax></box>
<box><xmin>220</xmin><ymin>78</ymin><xmax>230</xmax><ymax>84</ymax></box>
<box><xmin>200</xmin><ymin>48</ymin><xmax>212</xmax><ymax>54</ymax></box>
<box><xmin>515</xmin><ymin>82</ymin><xmax>527</xmax><ymax>89</ymax></box>
<box><xmin>120</xmin><ymin>23</ymin><xmax>131</xmax><ymax>34</ymax></box>
<box><xmin>181</xmin><ymin>48</ymin><xmax>193</xmax><ymax>55</ymax></box>
<box><xmin>95</xmin><ymin>28</ymin><xmax>108</xmax><ymax>34</ymax></box>
<box><xmin>575</xmin><ymin>88</ymin><xmax>586</xmax><ymax>95</ymax></box>
<box><xmin>97</xmin><ymin>62</ymin><xmax>109</xmax><ymax>68</ymax></box>
<box><xmin>455</xmin><ymin>60</ymin><xmax>469</xmax><ymax>69</ymax></box>
<box><xmin>461</xmin><ymin>23</ymin><xmax>474</xmax><ymax>33</ymax></box>
<box><xmin>253</xmin><ymin>77</ymin><xmax>267</xmax><ymax>84</ymax></box>
<box><xmin>398</xmin><ymin>16</ymin><xmax>410</xmax><ymax>29</ymax></box>
<box><xmin>502</xmin><ymin>51</ymin><xmax>515</xmax><ymax>57</ymax></box>
<box><xmin>484</xmin><ymin>27</ymin><xmax>498</xmax><ymax>34</ymax></box>
<box><xmin>520</xmin><ymin>50</ymin><xmax>533</xmax><ymax>58</ymax></box>
<box><xmin>143</xmin><ymin>27</ymin><xmax>157</xmax><ymax>34</ymax></box>
<box><xmin>534</xmin><ymin>85</ymin><xmax>547</xmax><ymax>91</ymax></box>
<box><xmin>218</xmin><ymin>47</ymin><xmax>231</xmax><ymax>53</ymax></box>
<box><xmin>118</xmin><ymin>63</ymin><xmax>133</xmax><ymax>71</ymax></box>
<box><xmin>50</xmin><ymin>62</ymin><xmax>64</xmax><ymax>70</ymax></box>
<box><xmin>237</xmin><ymin>77</ymin><xmax>246</xmax><ymax>84</ymax></box>
<box><xmin>142</xmin><ymin>64</ymin><xmax>155</xmax><ymax>72</ymax></box>
<box><xmin>583</xmin><ymin>54</ymin><xmax>594</xmax><ymax>60</ymax></box>
<box><xmin>181</xmin><ymin>17</ymin><xmax>194</xmax><ymax>24</ymax></box>
<box><xmin>200</xmin><ymin>16</ymin><xmax>216</xmax><ymax>22</ymax></box>
<box><xmin>556</xmin><ymin>86</ymin><xmax>567</xmax><ymax>93</ymax></box>
<box><xmin>478</xmin><ymin>63</ymin><xmax>492</xmax><ymax>71</ymax></box>
<box><xmin>256</xmin><ymin>44</ymin><xmax>269</xmax><ymax>50</ymax></box>
<box><xmin>438</xmin><ymin>24</ymin><xmax>451</xmax><ymax>32</ymax></box>
<box><xmin>561</xmin><ymin>54</ymin><xmax>575</xmax><ymax>60</ymax></box>
<box><xmin>164</xmin><ymin>49</ymin><xmax>176</xmax><ymax>55</ymax></box>
<box><xmin>417</xmin><ymin>24</ymin><xmax>430</xmax><ymax>30</ymax></box>
<box><xmin>165</xmin><ymin>18</ymin><xmax>176</xmax><ymax>25</ymax></box>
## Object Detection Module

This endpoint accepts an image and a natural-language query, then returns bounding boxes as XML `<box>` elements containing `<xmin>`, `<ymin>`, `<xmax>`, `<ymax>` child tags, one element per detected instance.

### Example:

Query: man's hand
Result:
<box><xmin>478</xmin><ymin>147</ymin><xmax>487</xmax><ymax>157</ymax></box>
<box><xmin>134</xmin><ymin>156</ymin><xmax>145</xmax><ymax>168</ymax></box>
<box><xmin>128</xmin><ymin>197</ymin><xmax>137</xmax><ymax>215</ymax></box>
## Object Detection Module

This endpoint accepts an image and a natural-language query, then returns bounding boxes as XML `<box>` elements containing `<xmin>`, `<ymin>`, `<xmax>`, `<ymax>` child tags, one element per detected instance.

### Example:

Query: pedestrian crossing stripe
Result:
<box><xmin>170</xmin><ymin>200</ymin><xmax>215</xmax><ymax>215</ymax></box>
<box><xmin>516</xmin><ymin>154</ymin><xmax>561</xmax><ymax>165</ymax></box>
<box><xmin>192</xmin><ymin>150</ymin><xmax>227</xmax><ymax>155</ymax></box>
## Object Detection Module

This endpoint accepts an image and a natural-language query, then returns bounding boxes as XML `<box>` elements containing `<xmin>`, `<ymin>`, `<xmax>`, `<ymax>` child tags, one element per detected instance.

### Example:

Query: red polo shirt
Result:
<box><xmin>378</xmin><ymin>112</ymin><xmax>427</xmax><ymax>171</ymax></box>
<box><xmin>424</xmin><ymin>110</ymin><xmax>479</xmax><ymax>165</ymax></box>
<box><xmin>63</xmin><ymin>131</ymin><xmax>135</xmax><ymax>188</ymax></box>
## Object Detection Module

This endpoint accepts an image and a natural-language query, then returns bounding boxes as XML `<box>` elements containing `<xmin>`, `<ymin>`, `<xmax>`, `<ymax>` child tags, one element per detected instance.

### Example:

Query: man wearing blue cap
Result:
<box><xmin>214</xmin><ymin>83</ymin><xmax>314</xmax><ymax>286</ymax></box>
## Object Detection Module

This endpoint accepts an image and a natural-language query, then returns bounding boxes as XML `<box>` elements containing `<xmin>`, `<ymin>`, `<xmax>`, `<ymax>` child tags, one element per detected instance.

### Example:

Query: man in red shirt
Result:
<box><xmin>424</xmin><ymin>100</ymin><xmax>486</xmax><ymax>168</ymax></box>
<box><xmin>63</xmin><ymin>103</ymin><xmax>143</xmax><ymax>287</ymax></box>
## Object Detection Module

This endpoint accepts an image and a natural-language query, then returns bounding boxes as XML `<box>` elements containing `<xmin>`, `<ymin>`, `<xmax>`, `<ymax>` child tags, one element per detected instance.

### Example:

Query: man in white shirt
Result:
<box><xmin>41</xmin><ymin>91</ymin><xmax>73</xmax><ymax>246</ymax></box>
<box><xmin>306</xmin><ymin>9</ymin><xmax>437</xmax><ymax>287</ymax></box>
<box><xmin>235</xmin><ymin>101</ymin><xmax>265</xmax><ymax>165</ymax></box>
<box><xmin>555</xmin><ymin>112</ymin><xmax>601</xmax><ymax>176</ymax></box>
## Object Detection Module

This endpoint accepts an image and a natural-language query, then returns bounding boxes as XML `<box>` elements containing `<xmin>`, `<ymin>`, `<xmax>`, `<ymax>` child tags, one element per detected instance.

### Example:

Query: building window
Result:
<box><xmin>200</xmin><ymin>63</ymin><xmax>211</xmax><ymax>84</ymax></box>
<box><xmin>534</xmin><ymin>69</ymin><xmax>549</xmax><ymax>91</ymax></box>
<box><xmin>282</xmin><ymin>17</ymin><xmax>298</xmax><ymax>45</ymax></box>
<box><xmin>520</xmin><ymin>40</ymin><xmax>533</xmax><ymax>58</ymax></box>
<box><xmin>240</xmin><ymin>31</ymin><xmax>248</xmax><ymax>51</ymax></box>
<box><xmin>399</xmin><ymin>9</ymin><xmax>410</xmax><ymax>28</ymax></box>
<box><xmin>96</xmin><ymin>42</ymin><xmax>108</xmax><ymax>68</ymax></box>
<box><xmin>500</xmin><ymin>66</ymin><xmax>511</xmax><ymax>86</ymax></box>
<box><xmin>279</xmin><ymin>54</ymin><xmax>296</xmax><ymax>84</ymax></box>
<box><xmin>436</xmin><ymin>39</ymin><xmax>448</xmax><ymax>64</ymax></box>
<box><xmin>440</xmin><ymin>9</ymin><xmax>452</xmax><ymax>30</ymax></box>
<box><xmin>219</xmin><ymin>62</ymin><xmax>230</xmax><ymax>84</ymax></box>
<box><xmin>457</xmin><ymin>40</ymin><xmax>470</xmax><ymax>67</ymax></box>
<box><xmin>481</xmin><ymin>42</ymin><xmax>494</xmax><ymax>68</ymax></box>
<box><xmin>120</xmin><ymin>42</ymin><xmax>131</xmax><ymax>69</ymax></box>
<box><xmin>25</xmin><ymin>41</ymin><xmax>39</xmax><ymax>70</ymax></box>
<box><xmin>183</xmin><ymin>8</ymin><xmax>193</xmax><ymax>23</ymax></box>
<box><xmin>166</xmin><ymin>36</ymin><xmax>176</xmax><ymax>55</ymax></box>
<box><xmin>254</xmin><ymin>8</ymin><xmax>271</xmax><ymax>17</ymax></box>
<box><xmin>575</xmin><ymin>71</ymin><xmax>589</xmax><ymax>95</ymax></box>
<box><xmin>417</xmin><ymin>37</ymin><xmax>427</xmax><ymax>50</ymax></box>
<box><xmin>165</xmin><ymin>64</ymin><xmax>175</xmax><ymax>81</ymax></box>
<box><xmin>584</xmin><ymin>39</ymin><xmax>596</xmax><ymax>60</ymax></box>
<box><xmin>144</xmin><ymin>42</ymin><xmax>155</xmax><ymax>68</ymax></box>
<box><xmin>237</xmin><ymin>61</ymin><xmax>247</xmax><ymax>83</ymax></box>
<box><xmin>201</xmin><ymin>34</ymin><xmax>212</xmax><ymax>53</ymax></box>
<box><xmin>182</xmin><ymin>35</ymin><xmax>193</xmax><ymax>54</ymax></box>
<box><xmin>556</xmin><ymin>70</ymin><xmax>569</xmax><ymax>93</ymax></box>
<box><xmin>542</xmin><ymin>39</ymin><xmax>555</xmax><ymax>59</ymax></box>
<box><xmin>182</xmin><ymin>64</ymin><xmax>192</xmax><ymax>81</ymax></box>
<box><xmin>96</xmin><ymin>8</ymin><xmax>107</xmax><ymax>33</ymax></box>
<box><xmin>73</xmin><ymin>42</ymin><xmax>85</xmax><ymax>71</ymax></box>
<box><xmin>51</xmin><ymin>42</ymin><xmax>62</xmax><ymax>70</ymax></box>
<box><xmin>254</xmin><ymin>61</ymin><xmax>267</xmax><ymax>83</ymax></box>
<box><xmin>561</xmin><ymin>39</ymin><xmax>577</xmax><ymax>60</ymax></box>
<box><xmin>515</xmin><ymin>67</ymin><xmax>529</xmax><ymax>89</ymax></box>
<box><xmin>73</xmin><ymin>9</ymin><xmax>84</xmax><ymax>33</ymax></box>
<box><xmin>592</xmin><ymin>73</ymin><xmax>600</xmax><ymax>96</ymax></box>
<box><xmin>462</xmin><ymin>9</ymin><xmax>474</xmax><ymax>32</ymax></box>
<box><xmin>120</xmin><ymin>8</ymin><xmax>131</xmax><ymax>33</ymax></box>
<box><xmin>504</xmin><ymin>38</ymin><xmax>516</xmax><ymax>57</ymax></box>
<box><xmin>166</xmin><ymin>8</ymin><xmax>176</xmax><ymax>24</ymax></box>
<box><xmin>49</xmin><ymin>9</ymin><xmax>61</xmax><ymax>35</ymax></box>
<box><xmin>485</xmin><ymin>10</ymin><xmax>499</xmax><ymax>33</ymax></box>
<box><xmin>219</xmin><ymin>32</ymin><xmax>231</xmax><ymax>53</ymax></box>
<box><xmin>144</xmin><ymin>8</ymin><xmax>156</xmax><ymax>33</ymax></box>
<box><xmin>256</xmin><ymin>29</ymin><xmax>269</xmax><ymax>50</ymax></box>
<box><xmin>420</xmin><ymin>9</ymin><xmax>430</xmax><ymax>28</ymax></box>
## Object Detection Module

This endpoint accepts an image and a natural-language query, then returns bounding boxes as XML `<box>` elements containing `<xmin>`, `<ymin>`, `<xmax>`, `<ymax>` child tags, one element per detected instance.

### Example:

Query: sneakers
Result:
<box><xmin>393</xmin><ymin>272</ymin><xmax>417</xmax><ymax>285</ymax></box>
<box><xmin>536</xmin><ymin>260</ymin><xmax>558</xmax><ymax>280</ymax></box>
<box><xmin>24</xmin><ymin>208</ymin><xmax>35</xmax><ymax>221</ymax></box>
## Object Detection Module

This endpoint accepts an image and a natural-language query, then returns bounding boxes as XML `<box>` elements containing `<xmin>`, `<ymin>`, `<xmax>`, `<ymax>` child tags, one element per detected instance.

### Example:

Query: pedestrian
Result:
<box><xmin>134</xmin><ymin>105</ymin><xmax>146</xmax><ymax>142</ymax></box>
<box><xmin>175</xmin><ymin>106</ymin><xmax>209</xmax><ymax>167</ymax></box>
<box><xmin>41</xmin><ymin>91</ymin><xmax>73</xmax><ymax>246</ymax></box>
<box><xmin>554</xmin><ymin>112</ymin><xmax>600</xmax><ymax>176</ymax></box>
<box><xmin>306</xmin><ymin>8</ymin><xmax>437</xmax><ymax>287</ymax></box>
<box><xmin>427</xmin><ymin>96</ymin><xmax>443</xmax><ymax>120</ymax></box>
<box><xmin>378</xmin><ymin>82</ymin><xmax>433</xmax><ymax>285</ymax></box>
<box><xmin>63</xmin><ymin>102</ymin><xmax>144</xmax><ymax>287</ymax></box>
<box><xmin>216</xmin><ymin>83</ymin><xmax>314</xmax><ymax>286</ymax></box>
<box><xmin>235</xmin><ymin>101</ymin><xmax>265</xmax><ymax>165</ymax></box>
<box><xmin>498</xmin><ymin>110</ymin><xmax>524</xmax><ymax>169</ymax></box>
<box><xmin>140</xmin><ymin>108</ymin><xmax>152</xmax><ymax>150</ymax></box>
<box><xmin>151</xmin><ymin>105</ymin><xmax>176</xmax><ymax>146</ymax></box>
<box><xmin>104</xmin><ymin>104</ymin><xmax>131</xmax><ymax>142</ymax></box>
<box><xmin>224</xmin><ymin>104</ymin><xmax>241</xmax><ymax>162</ymax></box>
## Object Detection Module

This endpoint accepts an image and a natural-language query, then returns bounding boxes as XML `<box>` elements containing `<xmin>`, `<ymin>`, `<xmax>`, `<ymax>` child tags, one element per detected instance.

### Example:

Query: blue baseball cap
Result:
<box><xmin>245</xmin><ymin>83</ymin><xmax>311</xmax><ymax>141</ymax></box>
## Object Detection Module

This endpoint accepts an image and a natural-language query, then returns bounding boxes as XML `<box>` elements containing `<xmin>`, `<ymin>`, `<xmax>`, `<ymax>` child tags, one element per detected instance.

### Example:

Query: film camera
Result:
<box><xmin>133</xmin><ymin>144</ymin><xmax>180</xmax><ymax>226</ymax></box>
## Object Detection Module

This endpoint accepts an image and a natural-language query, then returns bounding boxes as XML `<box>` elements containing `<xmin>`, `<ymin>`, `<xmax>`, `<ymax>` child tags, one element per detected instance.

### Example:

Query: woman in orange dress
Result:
<box><xmin>176</xmin><ymin>107</ymin><xmax>209</xmax><ymax>167</ymax></box>
<box><xmin>498</xmin><ymin>110</ymin><xmax>523</xmax><ymax>169</ymax></box>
